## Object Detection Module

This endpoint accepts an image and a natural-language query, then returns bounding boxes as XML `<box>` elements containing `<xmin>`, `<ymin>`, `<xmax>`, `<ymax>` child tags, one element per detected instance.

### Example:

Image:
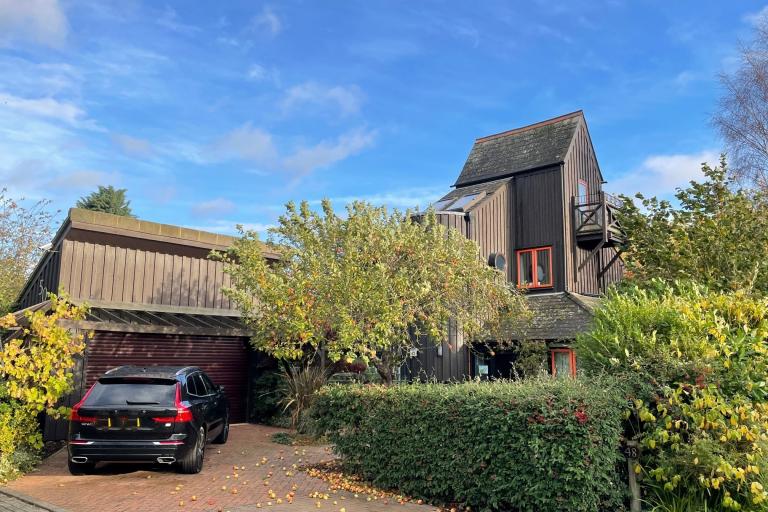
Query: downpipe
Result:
<box><xmin>157</xmin><ymin>456</ymin><xmax>176</xmax><ymax>464</ymax></box>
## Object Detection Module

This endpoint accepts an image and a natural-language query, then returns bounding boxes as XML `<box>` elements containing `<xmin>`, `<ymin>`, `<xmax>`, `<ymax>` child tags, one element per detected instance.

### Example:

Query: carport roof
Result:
<box><xmin>6</xmin><ymin>300</ymin><xmax>250</xmax><ymax>338</ymax></box>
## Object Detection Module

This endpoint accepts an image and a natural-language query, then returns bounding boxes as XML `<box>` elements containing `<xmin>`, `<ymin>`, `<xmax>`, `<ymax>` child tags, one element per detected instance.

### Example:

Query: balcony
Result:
<box><xmin>573</xmin><ymin>191</ymin><xmax>626</xmax><ymax>248</ymax></box>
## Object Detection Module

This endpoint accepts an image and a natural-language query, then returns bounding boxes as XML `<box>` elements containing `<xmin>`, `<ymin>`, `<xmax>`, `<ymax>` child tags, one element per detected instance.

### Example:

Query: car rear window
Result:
<box><xmin>84</xmin><ymin>379</ymin><xmax>177</xmax><ymax>406</ymax></box>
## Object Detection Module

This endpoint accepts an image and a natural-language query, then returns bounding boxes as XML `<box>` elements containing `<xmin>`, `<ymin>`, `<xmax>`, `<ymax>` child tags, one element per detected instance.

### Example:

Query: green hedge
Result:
<box><xmin>311</xmin><ymin>378</ymin><xmax>626</xmax><ymax>512</ymax></box>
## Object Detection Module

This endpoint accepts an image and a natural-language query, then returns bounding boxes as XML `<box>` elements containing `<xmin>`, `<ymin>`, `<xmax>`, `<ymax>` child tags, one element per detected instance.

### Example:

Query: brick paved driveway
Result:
<box><xmin>6</xmin><ymin>425</ymin><xmax>434</xmax><ymax>512</ymax></box>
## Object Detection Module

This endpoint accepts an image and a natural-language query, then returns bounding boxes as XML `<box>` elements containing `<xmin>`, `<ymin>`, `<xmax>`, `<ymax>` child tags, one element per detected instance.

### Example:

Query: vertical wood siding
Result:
<box><xmin>57</xmin><ymin>239</ymin><xmax>234</xmax><ymax>309</ymax></box>
<box><xmin>510</xmin><ymin>167</ymin><xmax>565</xmax><ymax>291</ymax></box>
<box><xmin>562</xmin><ymin>121</ymin><xmax>624</xmax><ymax>294</ymax></box>
<box><xmin>469</xmin><ymin>185</ymin><xmax>511</xmax><ymax>281</ymax></box>
<box><xmin>17</xmin><ymin>243</ymin><xmax>62</xmax><ymax>309</ymax></box>
<box><xmin>405</xmin><ymin>320</ymin><xmax>469</xmax><ymax>382</ymax></box>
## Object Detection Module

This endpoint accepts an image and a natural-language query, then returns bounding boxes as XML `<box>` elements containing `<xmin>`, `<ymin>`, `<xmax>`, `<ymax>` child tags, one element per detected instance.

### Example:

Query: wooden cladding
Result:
<box><xmin>59</xmin><ymin>239</ymin><xmax>234</xmax><ymax>310</ymax></box>
<box><xmin>17</xmin><ymin>246</ymin><xmax>61</xmax><ymax>309</ymax></box>
<box><xmin>563</xmin><ymin>121</ymin><xmax>624</xmax><ymax>294</ymax></box>
<box><xmin>469</xmin><ymin>185</ymin><xmax>510</xmax><ymax>281</ymax></box>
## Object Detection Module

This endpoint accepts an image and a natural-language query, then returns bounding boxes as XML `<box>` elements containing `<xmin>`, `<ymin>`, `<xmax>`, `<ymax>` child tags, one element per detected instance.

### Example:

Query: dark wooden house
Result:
<box><xmin>13</xmin><ymin>208</ymin><xmax>279</xmax><ymax>439</ymax></box>
<box><xmin>406</xmin><ymin>111</ymin><xmax>624</xmax><ymax>381</ymax></box>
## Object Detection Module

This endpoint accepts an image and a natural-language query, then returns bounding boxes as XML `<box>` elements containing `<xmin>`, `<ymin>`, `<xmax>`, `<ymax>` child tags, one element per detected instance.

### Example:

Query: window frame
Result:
<box><xmin>550</xmin><ymin>347</ymin><xmax>576</xmax><ymax>378</ymax></box>
<box><xmin>186</xmin><ymin>372</ymin><xmax>211</xmax><ymax>397</ymax></box>
<box><xmin>516</xmin><ymin>246</ymin><xmax>554</xmax><ymax>289</ymax></box>
<box><xmin>200</xmin><ymin>373</ymin><xmax>217</xmax><ymax>395</ymax></box>
<box><xmin>577</xmin><ymin>178</ymin><xmax>589</xmax><ymax>200</ymax></box>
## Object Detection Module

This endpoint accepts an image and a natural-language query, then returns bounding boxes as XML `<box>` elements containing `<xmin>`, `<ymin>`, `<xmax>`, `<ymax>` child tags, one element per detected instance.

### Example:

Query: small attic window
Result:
<box><xmin>447</xmin><ymin>193</ymin><xmax>479</xmax><ymax>211</ymax></box>
<box><xmin>431</xmin><ymin>199</ymin><xmax>455</xmax><ymax>211</ymax></box>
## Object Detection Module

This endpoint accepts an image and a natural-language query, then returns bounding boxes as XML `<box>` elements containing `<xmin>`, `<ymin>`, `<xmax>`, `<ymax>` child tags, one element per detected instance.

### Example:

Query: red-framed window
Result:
<box><xmin>550</xmin><ymin>348</ymin><xmax>576</xmax><ymax>378</ymax></box>
<box><xmin>516</xmin><ymin>246</ymin><xmax>553</xmax><ymax>288</ymax></box>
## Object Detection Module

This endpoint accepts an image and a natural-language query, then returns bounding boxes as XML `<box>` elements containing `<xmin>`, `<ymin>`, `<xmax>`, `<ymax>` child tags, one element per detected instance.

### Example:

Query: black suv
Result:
<box><xmin>68</xmin><ymin>366</ymin><xmax>229</xmax><ymax>475</ymax></box>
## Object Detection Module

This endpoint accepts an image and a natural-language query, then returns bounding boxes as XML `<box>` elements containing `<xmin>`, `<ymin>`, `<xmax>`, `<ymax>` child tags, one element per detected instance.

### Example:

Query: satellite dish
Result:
<box><xmin>488</xmin><ymin>252</ymin><xmax>506</xmax><ymax>272</ymax></box>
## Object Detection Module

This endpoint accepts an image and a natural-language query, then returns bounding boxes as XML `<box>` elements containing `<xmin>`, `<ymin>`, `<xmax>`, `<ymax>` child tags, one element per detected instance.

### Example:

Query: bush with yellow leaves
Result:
<box><xmin>578</xmin><ymin>282</ymin><xmax>768</xmax><ymax>511</ymax></box>
<box><xmin>0</xmin><ymin>294</ymin><xmax>87</xmax><ymax>482</ymax></box>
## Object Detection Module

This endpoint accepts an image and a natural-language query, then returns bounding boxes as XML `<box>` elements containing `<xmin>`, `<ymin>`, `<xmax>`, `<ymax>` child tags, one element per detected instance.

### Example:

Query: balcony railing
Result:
<box><xmin>573</xmin><ymin>191</ymin><xmax>625</xmax><ymax>242</ymax></box>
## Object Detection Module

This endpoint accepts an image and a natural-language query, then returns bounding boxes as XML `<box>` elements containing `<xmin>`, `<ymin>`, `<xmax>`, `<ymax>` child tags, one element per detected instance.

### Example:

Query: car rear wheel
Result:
<box><xmin>68</xmin><ymin>458</ymin><xmax>96</xmax><ymax>475</ymax></box>
<box><xmin>212</xmin><ymin>412</ymin><xmax>229</xmax><ymax>444</ymax></box>
<box><xmin>177</xmin><ymin>426</ymin><xmax>205</xmax><ymax>474</ymax></box>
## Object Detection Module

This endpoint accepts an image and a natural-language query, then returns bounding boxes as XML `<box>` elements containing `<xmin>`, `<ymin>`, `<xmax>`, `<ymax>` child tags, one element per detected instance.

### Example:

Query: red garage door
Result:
<box><xmin>85</xmin><ymin>332</ymin><xmax>250</xmax><ymax>423</ymax></box>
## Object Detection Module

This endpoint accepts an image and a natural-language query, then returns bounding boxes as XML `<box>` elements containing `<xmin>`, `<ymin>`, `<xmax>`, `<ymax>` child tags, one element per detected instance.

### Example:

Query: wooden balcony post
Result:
<box><xmin>600</xmin><ymin>191</ymin><xmax>608</xmax><ymax>242</ymax></box>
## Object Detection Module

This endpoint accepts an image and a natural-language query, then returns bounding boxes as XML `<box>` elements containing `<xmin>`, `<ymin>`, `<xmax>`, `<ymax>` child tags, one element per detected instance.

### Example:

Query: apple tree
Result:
<box><xmin>219</xmin><ymin>200</ymin><xmax>527</xmax><ymax>384</ymax></box>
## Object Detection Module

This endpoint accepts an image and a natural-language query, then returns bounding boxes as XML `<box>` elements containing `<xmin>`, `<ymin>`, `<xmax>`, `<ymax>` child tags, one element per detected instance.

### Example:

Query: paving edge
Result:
<box><xmin>0</xmin><ymin>486</ymin><xmax>69</xmax><ymax>512</ymax></box>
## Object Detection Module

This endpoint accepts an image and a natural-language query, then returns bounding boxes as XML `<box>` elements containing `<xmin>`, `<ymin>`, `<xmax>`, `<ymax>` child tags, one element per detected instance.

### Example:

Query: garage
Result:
<box><xmin>12</xmin><ymin>208</ymin><xmax>278</xmax><ymax>441</ymax></box>
<box><xmin>85</xmin><ymin>332</ymin><xmax>250</xmax><ymax>423</ymax></box>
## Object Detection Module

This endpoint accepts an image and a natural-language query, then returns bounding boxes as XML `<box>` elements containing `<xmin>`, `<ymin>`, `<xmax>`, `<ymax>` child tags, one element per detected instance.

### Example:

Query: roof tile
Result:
<box><xmin>455</xmin><ymin>111</ymin><xmax>582</xmax><ymax>186</ymax></box>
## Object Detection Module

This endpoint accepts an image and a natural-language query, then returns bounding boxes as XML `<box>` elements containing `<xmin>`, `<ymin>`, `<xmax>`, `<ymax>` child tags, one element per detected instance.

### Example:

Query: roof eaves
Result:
<box><xmin>452</xmin><ymin>161</ymin><xmax>564</xmax><ymax>188</ymax></box>
<box><xmin>464</xmin><ymin>181</ymin><xmax>507</xmax><ymax>213</ymax></box>
<box><xmin>565</xmin><ymin>292</ymin><xmax>602</xmax><ymax>313</ymax></box>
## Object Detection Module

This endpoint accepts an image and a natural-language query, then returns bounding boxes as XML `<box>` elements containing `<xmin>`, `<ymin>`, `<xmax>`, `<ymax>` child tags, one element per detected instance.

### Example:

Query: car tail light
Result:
<box><xmin>152</xmin><ymin>384</ymin><xmax>193</xmax><ymax>423</ymax></box>
<box><xmin>70</xmin><ymin>384</ymin><xmax>97</xmax><ymax>423</ymax></box>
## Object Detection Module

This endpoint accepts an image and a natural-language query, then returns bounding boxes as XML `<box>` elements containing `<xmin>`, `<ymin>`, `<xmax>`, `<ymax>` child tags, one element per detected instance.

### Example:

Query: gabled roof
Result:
<box><xmin>454</xmin><ymin>111</ymin><xmax>583</xmax><ymax>187</ymax></box>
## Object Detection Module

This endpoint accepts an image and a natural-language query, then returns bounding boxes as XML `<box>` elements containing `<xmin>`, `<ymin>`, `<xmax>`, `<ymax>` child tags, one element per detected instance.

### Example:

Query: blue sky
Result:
<box><xmin>0</xmin><ymin>1</ymin><xmax>764</xmax><ymax>234</ymax></box>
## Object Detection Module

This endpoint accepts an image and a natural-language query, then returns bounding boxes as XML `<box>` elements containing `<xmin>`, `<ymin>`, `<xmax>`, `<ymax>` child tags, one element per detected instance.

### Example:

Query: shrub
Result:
<box><xmin>311</xmin><ymin>378</ymin><xmax>626</xmax><ymax>512</ymax></box>
<box><xmin>278</xmin><ymin>365</ymin><xmax>329</xmax><ymax>431</ymax></box>
<box><xmin>576</xmin><ymin>282</ymin><xmax>768</xmax><ymax>511</ymax></box>
<box><xmin>249</xmin><ymin>371</ymin><xmax>283</xmax><ymax>423</ymax></box>
<box><xmin>511</xmin><ymin>339</ymin><xmax>549</xmax><ymax>378</ymax></box>
<box><xmin>0</xmin><ymin>294</ymin><xmax>87</xmax><ymax>482</ymax></box>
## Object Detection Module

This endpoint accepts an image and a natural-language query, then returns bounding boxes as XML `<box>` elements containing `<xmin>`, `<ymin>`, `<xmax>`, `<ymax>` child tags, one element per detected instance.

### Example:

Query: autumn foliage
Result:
<box><xmin>218</xmin><ymin>200</ymin><xmax>527</xmax><ymax>383</ymax></box>
<box><xmin>577</xmin><ymin>283</ymin><xmax>768</xmax><ymax>511</ymax></box>
<box><xmin>0</xmin><ymin>294</ymin><xmax>87</xmax><ymax>481</ymax></box>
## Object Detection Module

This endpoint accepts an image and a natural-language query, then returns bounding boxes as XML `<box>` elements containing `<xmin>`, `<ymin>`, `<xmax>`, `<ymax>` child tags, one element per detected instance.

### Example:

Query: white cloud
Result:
<box><xmin>282</xmin><ymin>129</ymin><xmax>376</xmax><ymax>176</ymax></box>
<box><xmin>673</xmin><ymin>70</ymin><xmax>696</xmax><ymax>89</ymax></box>
<box><xmin>246</xmin><ymin>63</ymin><xmax>279</xmax><ymax>84</ymax></box>
<box><xmin>191</xmin><ymin>198</ymin><xmax>236</xmax><ymax>217</ymax></box>
<box><xmin>281</xmin><ymin>82</ymin><xmax>364</xmax><ymax>116</ymax></box>
<box><xmin>6</xmin><ymin>161</ymin><xmax>122</xmax><ymax>193</ymax></box>
<box><xmin>744</xmin><ymin>5</ymin><xmax>768</xmax><ymax>26</ymax></box>
<box><xmin>156</xmin><ymin>6</ymin><xmax>200</xmax><ymax>35</ymax></box>
<box><xmin>112</xmin><ymin>133</ymin><xmax>154</xmax><ymax>158</ymax></box>
<box><xmin>0</xmin><ymin>92</ymin><xmax>87</xmax><ymax>126</ymax></box>
<box><xmin>0</xmin><ymin>59</ymin><xmax>82</xmax><ymax>98</ymax></box>
<box><xmin>0</xmin><ymin>0</ymin><xmax>68</xmax><ymax>48</ymax></box>
<box><xmin>248</xmin><ymin>64</ymin><xmax>267</xmax><ymax>80</ymax></box>
<box><xmin>212</xmin><ymin>123</ymin><xmax>279</xmax><ymax>165</ymax></box>
<box><xmin>209</xmin><ymin>124</ymin><xmax>376</xmax><ymax>181</ymax></box>
<box><xmin>612</xmin><ymin>150</ymin><xmax>720</xmax><ymax>199</ymax></box>
<box><xmin>46</xmin><ymin>169</ymin><xmax>122</xmax><ymax>191</ymax></box>
<box><xmin>252</xmin><ymin>6</ymin><xmax>281</xmax><ymax>36</ymax></box>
